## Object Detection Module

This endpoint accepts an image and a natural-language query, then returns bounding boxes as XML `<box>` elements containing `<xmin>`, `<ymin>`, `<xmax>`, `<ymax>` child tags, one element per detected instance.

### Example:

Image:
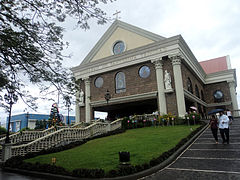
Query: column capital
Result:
<box><xmin>227</xmin><ymin>80</ymin><xmax>236</xmax><ymax>85</ymax></box>
<box><xmin>228</xmin><ymin>81</ymin><xmax>237</xmax><ymax>91</ymax></box>
<box><xmin>170</xmin><ymin>56</ymin><xmax>182</xmax><ymax>65</ymax></box>
<box><xmin>83</xmin><ymin>77</ymin><xmax>91</xmax><ymax>85</ymax></box>
<box><xmin>169</xmin><ymin>53</ymin><xmax>183</xmax><ymax>66</ymax></box>
<box><xmin>151</xmin><ymin>58</ymin><xmax>163</xmax><ymax>69</ymax></box>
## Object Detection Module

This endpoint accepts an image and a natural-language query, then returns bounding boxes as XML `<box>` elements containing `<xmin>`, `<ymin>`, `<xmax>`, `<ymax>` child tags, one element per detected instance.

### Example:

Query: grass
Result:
<box><xmin>25</xmin><ymin>125</ymin><xmax>200</xmax><ymax>172</ymax></box>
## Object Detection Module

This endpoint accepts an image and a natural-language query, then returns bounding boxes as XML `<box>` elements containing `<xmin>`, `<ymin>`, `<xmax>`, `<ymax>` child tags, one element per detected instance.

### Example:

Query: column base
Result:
<box><xmin>164</xmin><ymin>88</ymin><xmax>174</xmax><ymax>93</ymax></box>
<box><xmin>2</xmin><ymin>143</ymin><xmax>12</xmax><ymax>162</ymax></box>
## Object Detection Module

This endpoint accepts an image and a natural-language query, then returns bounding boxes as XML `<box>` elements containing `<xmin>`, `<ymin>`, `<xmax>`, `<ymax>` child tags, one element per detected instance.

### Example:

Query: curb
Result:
<box><xmin>1</xmin><ymin>124</ymin><xmax>208</xmax><ymax>180</ymax></box>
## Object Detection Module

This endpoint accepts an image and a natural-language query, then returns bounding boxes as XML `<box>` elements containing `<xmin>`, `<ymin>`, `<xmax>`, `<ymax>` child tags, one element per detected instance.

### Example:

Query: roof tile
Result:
<box><xmin>199</xmin><ymin>56</ymin><xmax>228</xmax><ymax>74</ymax></box>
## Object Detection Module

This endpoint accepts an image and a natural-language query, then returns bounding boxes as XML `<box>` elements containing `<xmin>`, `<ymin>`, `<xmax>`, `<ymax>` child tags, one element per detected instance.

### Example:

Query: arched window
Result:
<box><xmin>187</xmin><ymin>78</ymin><xmax>193</xmax><ymax>93</ymax></box>
<box><xmin>195</xmin><ymin>85</ymin><xmax>200</xmax><ymax>98</ymax></box>
<box><xmin>201</xmin><ymin>90</ymin><xmax>204</xmax><ymax>101</ymax></box>
<box><xmin>115</xmin><ymin>72</ymin><xmax>126</xmax><ymax>93</ymax></box>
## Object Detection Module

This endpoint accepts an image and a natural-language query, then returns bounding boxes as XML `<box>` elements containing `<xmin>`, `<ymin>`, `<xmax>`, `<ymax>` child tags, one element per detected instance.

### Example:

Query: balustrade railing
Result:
<box><xmin>130</xmin><ymin>114</ymin><xmax>157</xmax><ymax>121</ymax></box>
<box><xmin>110</xmin><ymin>119</ymin><xmax>122</xmax><ymax>131</ymax></box>
<box><xmin>56</xmin><ymin>122</ymin><xmax>85</xmax><ymax>129</ymax></box>
<box><xmin>0</xmin><ymin>127</ymin><xmax>56</xmax><ymax>145</ymax></box>
<box><xmin>71</xmin><ymin>122</ymin><xmax>84</xmax><ymax>128</ymax></box>
<box><xmin>11</xmin><ymin>121</ymin><xmax>122</xmax><ymax>157</ymax></box>
<box><xmin>233</xmin><ymin>110</ymin><xmax>240</xmax><ymax>117</ymax></box>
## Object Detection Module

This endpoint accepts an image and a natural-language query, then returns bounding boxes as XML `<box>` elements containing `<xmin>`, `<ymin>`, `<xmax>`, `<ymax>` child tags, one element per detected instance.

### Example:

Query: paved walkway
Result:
<box><xmin>143</xmin><ymin>117</ymin><xmax>240</xmax><ymax>180</ymax></box>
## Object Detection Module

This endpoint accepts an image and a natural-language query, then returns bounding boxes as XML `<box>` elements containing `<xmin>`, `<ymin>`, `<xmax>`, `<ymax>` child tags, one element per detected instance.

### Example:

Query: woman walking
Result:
<box><xmin>209</xmin><ymin>115</ymin><xmax>219</xmax><ymax>144</ymax></box>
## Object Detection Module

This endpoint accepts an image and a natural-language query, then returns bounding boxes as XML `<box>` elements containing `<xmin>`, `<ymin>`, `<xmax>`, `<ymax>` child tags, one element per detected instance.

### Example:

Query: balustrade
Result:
<box><xmin>233</xmin><ymin>109</ymin><xmax>240</xmax><ymax>117</ymax></box>
<box><xmin>0</xmin><ymin>127</ymin><xmax>56</xmax><ymax>145</ymax></box>
<box><xmin>10</xmin><ymin>121</ymin><xmax>122</xmax><ymax>158</ymax></box>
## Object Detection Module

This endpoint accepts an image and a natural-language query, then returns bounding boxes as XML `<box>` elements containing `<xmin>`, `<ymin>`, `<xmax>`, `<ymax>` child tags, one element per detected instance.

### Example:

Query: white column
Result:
<box><xmin>75</xmin><ymin>90</ymin><xmax>80</xmax><ymax>123</ymax></box>
<box><xmin>228</xmin><ymin>81</ymin><xmax>239</xmax><ymax>116</ymax></box>
<box><xmin>152</xmin><ymin>58</ymin><xmax>167</xmax><ymax>115</ymax></box>
<box><xmin>171</xmin><ymin>56</ymin><xmax>186</xmax><ymax>117</ymax></box>
<box><xmin>84</xmin><ymin>78</ymin><xmax>91</xmax><ymax>123</ymax></box>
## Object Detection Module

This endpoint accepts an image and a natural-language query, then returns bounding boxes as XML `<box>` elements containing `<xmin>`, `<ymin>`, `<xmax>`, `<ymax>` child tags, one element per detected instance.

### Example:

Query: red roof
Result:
<box><xmin>199</xmin><ymin>56</ymin><xmax>228</xmax><ymax>74</ymax></box>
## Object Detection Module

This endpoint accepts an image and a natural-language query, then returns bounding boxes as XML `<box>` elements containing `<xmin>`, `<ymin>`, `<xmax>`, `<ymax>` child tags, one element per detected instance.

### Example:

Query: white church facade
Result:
<box><xmin>71</xmin><ymin>20</ymin><xmax>238</xmax><ymax>123</ymax></box>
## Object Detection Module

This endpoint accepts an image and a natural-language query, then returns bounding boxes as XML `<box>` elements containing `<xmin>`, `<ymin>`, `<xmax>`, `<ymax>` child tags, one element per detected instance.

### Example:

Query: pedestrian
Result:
<box><xmin>209</xmin><ymin>115</ymin><xmax>218</xmax><ymax>144</ymax></box>
<box><xmin>218</xmin><ymin>111</ymin><xmax>230</xmax><ymax>144</ymax></box>
<box><xmin>226</xmin><ymin>109</ymin><xmax>234</xmax><ymax>122</ymax></box>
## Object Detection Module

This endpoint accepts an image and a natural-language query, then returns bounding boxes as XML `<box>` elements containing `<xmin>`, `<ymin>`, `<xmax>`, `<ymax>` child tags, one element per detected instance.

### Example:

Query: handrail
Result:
<box><xmin>71</xmin><ymin>121</ymin><xmax>84</xmax><ymax>128</ymax></box>
<box><xmin>0</xmin><ymin>127</ymin><xmax>56</xmax><ymax>145</ymax></box>
<box><xmin>10</xmin><ymin>121</ymin><xmax>122</xmax><ymax>157</ymax></box>
<box><xmin>233</xmin><ymin>110</ymin><xmax>240</xmax><ymax>117</ymax></box>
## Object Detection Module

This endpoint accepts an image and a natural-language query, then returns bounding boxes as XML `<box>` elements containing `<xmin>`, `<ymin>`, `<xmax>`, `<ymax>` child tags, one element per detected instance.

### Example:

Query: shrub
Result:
<box><xmin>20</xmin><ymin>127</ymin><xmax>33</xmax><ymax>132</ymax></box>
<box><xmin>72</xmin><ymin>168</ymin><xmax>104</xmax><ymax>178</ymax></box>
<box><xmin>121</xmin><ymin>117</ymin><xmax>130</xmax><ymax>130</ymax></box>
<box><xmin>158</xmin><ymin>113</ymin><xmax>177</xmax><ymax>126</ymax></box>
<box><xmin>107</xmin><ymin>169</ymin><xmax>119</xmax><ymax>177</ymax></box>
<box><xmin>122</xmin><ymin>115</ymin><xmax>157</xmax><ymax>129</ymax></box>
<box><xmin>118</xmin><ymin>165</ymin><xmax>136</xmax><ymax>176</ymax></box>
<box><xmin>185</xmin><ymin>113</ymin><xmax>201</xmax><ymax>125</ymax></box>
<box><xmin>0</xmin><ymin>126</ymin><xmax>7</xmax><ymax>135</ymax></box>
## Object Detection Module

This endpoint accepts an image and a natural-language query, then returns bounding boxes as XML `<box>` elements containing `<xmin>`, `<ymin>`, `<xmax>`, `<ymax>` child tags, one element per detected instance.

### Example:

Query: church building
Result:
<box><xmin>71</xmin><ymin>20</ymin><xmax>238</xmax><ymax>123</ymax></box>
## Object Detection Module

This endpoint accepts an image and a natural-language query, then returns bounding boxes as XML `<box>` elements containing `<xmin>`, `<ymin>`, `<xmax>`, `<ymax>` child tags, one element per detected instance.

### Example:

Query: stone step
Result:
<box><xmin>201</xmin><ymin>134</ymin><xmax>240</xmax><ymax>138</ymax></box>
<box><xmin>145</xmin><ymin>168</ymin><xmax>240</xmax><ymax>180</ymax></box>
<box><xmin>169</xmin><ymin>158</ymin><xmax>240</xmax><ymax>172</ymax></box>
<box><xmin>190</xmin><ymin>143</ymin><xmax>240</xmax><ymax>149</ymax></box>
<box><xmin>182</xmin><ymin>149</ymin><xmax>240</xmax><ymax>158</ymax></box>
<box><xmin>196</xmin><ymin>138</ymin><xmax>240</xmax><ymax>143</ymax></box>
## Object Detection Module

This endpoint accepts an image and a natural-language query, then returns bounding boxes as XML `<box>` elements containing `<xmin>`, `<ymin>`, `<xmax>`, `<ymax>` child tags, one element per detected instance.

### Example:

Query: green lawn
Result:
<box><xmin>25</xmin><ymin>125</ymin><xmax>200</xmax><ymax>172</ymax></box>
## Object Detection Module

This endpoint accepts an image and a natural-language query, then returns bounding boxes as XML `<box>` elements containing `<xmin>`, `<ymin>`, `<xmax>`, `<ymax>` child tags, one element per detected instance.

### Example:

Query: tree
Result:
<box><xmin>48</xmin><ymin>103</ymin><xmax>62</xmax><ymax>127</ymax></box>
<box><xmin>0</xmin><ymin>126</ymin><xmax>7</xmax><ymax>135</ymax></box>
<box><xmin>35</xmin><ymin>119</ymin><xmax>48</xmax><ymax>130</ymax></box>
<box><xmin>0</xmin><ymin>0</ymin><xmax>113</xmax><ymax>110</ymax></box>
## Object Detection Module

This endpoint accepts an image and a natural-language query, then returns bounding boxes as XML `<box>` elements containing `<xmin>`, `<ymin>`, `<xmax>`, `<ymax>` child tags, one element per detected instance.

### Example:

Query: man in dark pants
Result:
<box><xmin>218</xmin><ymin>111</ymin><xmax>230</xmax><ymax>144</ymax></box>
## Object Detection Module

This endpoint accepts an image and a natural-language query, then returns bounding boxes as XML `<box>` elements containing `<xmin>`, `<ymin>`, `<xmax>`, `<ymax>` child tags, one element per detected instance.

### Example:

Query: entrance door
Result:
<box><xmin>93</xmin><ymin>98</ymin><xmax>158</xmax><ymax>121</ymax></box>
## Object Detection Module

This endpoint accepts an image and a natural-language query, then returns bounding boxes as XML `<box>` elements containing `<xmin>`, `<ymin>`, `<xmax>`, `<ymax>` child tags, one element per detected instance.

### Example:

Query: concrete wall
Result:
<box><xmin>91</xmin><ymin>27</ymin><xmax>155</xmax><ymax>62</ymax></box>
<box><xmin>6</xmin><ymin>114</ymin><xmax>75</xmax><ymax>132</ymax></box>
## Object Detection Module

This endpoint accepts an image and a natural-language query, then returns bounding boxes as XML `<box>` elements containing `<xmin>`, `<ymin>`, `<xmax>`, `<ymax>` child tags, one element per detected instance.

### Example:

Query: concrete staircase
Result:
<box><xmin>0</xmin><ymin>119</ymin><xmax>122</xmax><ymax>162</ymax></box>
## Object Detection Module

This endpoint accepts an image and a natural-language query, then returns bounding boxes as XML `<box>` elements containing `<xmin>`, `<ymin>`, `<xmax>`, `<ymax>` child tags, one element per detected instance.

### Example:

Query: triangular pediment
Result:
<box><xmin>80</xmin><ymin>20</ymin><xmax>165</xmax><ymax>65</ymax></box>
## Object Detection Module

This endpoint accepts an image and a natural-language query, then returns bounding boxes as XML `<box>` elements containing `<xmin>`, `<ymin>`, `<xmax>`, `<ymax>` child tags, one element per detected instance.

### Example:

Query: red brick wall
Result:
<box><xmin>90</xmin><ymin>61</ymin><xmax>158</xmax><ymax>101</ymax></box>
<box><xmin>204</xmin><ymin>82</ymin><xmax>231</xmax><ymax>104</ymax></box>
<box><xmin>80</xmin><ymin>107</ymin><xmax>85</xmax><ymax>122</ymax></box>
<box><xmin>77</xmin><ymin>59</ymin><xmax>233</xmax><ymax>121</ymax></box>
<box><xmin>181</xmin><ymin>63</ymin><xmax>204</xmax><ymax>100</ymax></box>
<box><xmin>164</xmin><ymin>58</ymin><xmax>177</xmax><ymax>115</ymax></box>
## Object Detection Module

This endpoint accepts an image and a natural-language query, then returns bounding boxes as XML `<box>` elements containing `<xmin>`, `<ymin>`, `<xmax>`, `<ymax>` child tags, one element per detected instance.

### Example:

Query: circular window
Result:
<box><xmin>214</xmin><ymin>90</ymin><xmax>223</xmax><ymax>99</ymax></box>
<box><xmin>113</xmin><ymin>41</ymin><xmax>125</xmax><ymax>55</ymax></box>
<box><xmin>94</xmin><ymin>77</ymin><xmax>103</xmax><ymax>88</ymax></box>
<box><xmin>139</xmin><ymin>66</ymin><xmax>151</xmax><ymax>78</ymax></box>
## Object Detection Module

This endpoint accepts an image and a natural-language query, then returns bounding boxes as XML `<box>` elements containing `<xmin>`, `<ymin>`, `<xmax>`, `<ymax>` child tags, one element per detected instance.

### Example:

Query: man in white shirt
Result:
<box><xmin>218</xmin><ymin>111</ymin><xmax>230</xmax><ymax>144</ymax></box>
<box><xmin>226</xmin><ymin>109</ymin><xmax>233</xmax><ymax>122</ymax></box>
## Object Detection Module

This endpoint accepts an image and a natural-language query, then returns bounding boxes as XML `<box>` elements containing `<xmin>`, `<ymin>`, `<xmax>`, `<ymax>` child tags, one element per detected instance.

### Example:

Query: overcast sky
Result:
<box><xmin>1</xmin><ymin>0</ymin><xmax>240</xmax><ymax>124</ymax></box>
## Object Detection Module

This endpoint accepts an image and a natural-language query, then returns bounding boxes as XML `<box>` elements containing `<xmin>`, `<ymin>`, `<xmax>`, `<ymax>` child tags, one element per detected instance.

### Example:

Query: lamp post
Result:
<box><xmin>105</xmin><ymin>89</ymin><xmax>111</xmax><ymax>104</ymax></box>
<box><xmin>4</xmin><ymin>87</ymin><xmax>18</xmax><ymax>144</ymax></box>
<box><xmin>65</xmin><ymin>96</ymin><xmax>71</xmax><ymax>126</ymax></box>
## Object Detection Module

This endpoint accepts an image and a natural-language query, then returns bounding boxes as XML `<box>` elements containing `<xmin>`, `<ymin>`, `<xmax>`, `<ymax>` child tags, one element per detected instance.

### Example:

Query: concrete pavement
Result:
<box><xmin>143</xmin><ymin>118</ymin><xmax>240</xmax><ymax>180</ymax></box>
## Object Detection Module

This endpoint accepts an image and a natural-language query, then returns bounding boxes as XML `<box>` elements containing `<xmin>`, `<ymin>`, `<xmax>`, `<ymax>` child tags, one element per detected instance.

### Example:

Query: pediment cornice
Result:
<box><xmin>71</xmin><ymin>35</ymin><xmax>182</xmax><ymax>79</ymax></box>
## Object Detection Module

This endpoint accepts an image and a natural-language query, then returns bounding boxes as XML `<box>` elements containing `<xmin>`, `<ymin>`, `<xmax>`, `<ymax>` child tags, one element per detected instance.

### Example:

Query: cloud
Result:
<box><xmin>1</xmin><ymin>0</ymin><xmax>240</xmax><ymax>124</ymax></box>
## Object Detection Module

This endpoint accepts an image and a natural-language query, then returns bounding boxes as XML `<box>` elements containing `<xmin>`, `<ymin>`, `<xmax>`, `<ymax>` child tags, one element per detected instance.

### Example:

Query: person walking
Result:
<box><xmin>209</xmin><ymin>115</ymin><xmax>218</xmax><ymax>144</ymax></box>
<box><xmin>218</xmin><ymin>111</ymin><xmax>230</xmax><ymax>144</ymax></box>
<box><xmin>226</xmin><ymin>109</ymin><xmax>233</xmax><ymax>122</ymax></box>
